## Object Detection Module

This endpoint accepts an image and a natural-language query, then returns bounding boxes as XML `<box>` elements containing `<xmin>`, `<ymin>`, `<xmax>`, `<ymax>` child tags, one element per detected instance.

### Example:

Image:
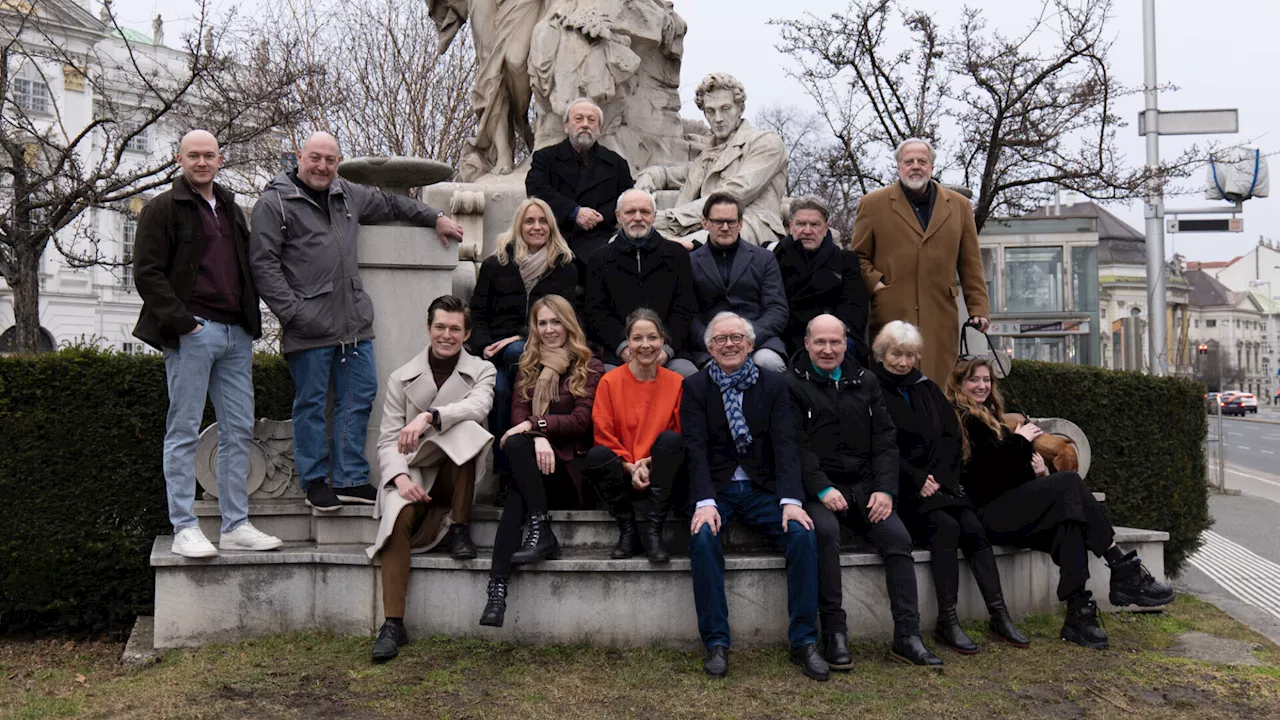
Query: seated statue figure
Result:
<box><xmin>636</xmin><ymin>72</ymin><xmax>787</xmax><ymax>248</ymax></box>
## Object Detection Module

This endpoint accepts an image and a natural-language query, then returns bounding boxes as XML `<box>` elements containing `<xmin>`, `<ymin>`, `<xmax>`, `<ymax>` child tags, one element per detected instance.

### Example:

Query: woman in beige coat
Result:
<box><xmin>366</xmin><ymin>295</ymin><xmax>497</xmax><ymax>663</ymax></box>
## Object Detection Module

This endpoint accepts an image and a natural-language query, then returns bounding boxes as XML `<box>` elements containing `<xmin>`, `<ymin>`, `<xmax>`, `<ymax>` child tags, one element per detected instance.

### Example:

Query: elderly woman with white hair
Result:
<box><xmin>870</xmin><ymin>321</ymin><xmax>1029</xmax><ymax>654</ymax></box>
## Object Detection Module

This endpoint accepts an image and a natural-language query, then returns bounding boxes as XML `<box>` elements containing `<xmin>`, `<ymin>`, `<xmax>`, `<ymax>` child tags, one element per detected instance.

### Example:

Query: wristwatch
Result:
<box><xmin>428</xmin><ymin>408</ymin><xmax>441</xmax><ymax>429</ymax></box>
<box><xmin>536</xmin><ymin>417</ymin><xmax>548</xmax><ymax>430</ymax></box>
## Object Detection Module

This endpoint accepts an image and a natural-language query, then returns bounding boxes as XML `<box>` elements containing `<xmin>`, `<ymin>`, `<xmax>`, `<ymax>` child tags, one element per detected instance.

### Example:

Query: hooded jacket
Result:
<box><xmin>785</xmin><ymin>351</ymin><xmax>898</xmax><ymax>500</ymax></box>
<box><xmin>249</xmin><ymin>171</ymin><xmax>446</xmax><ymax>354</ymax></box>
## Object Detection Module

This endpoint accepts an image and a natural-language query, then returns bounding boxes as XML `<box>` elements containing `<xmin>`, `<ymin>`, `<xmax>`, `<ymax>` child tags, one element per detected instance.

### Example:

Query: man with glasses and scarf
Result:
<box><xmin>681</xmin><ymin>312</ymin><xmax>826</xmax><ymax>681</ymax></box>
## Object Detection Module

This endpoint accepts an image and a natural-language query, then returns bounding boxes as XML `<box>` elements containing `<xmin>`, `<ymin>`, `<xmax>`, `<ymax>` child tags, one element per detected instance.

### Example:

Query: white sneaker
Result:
<box><xmin>172</xmin><ymin>527</ymin><xmax>218</xmax><ymax>558</ymax></box>
<box><xmin>219</xmin><ymin>522</ymin><xmax>284</xmax><ymax>551</ymax></box>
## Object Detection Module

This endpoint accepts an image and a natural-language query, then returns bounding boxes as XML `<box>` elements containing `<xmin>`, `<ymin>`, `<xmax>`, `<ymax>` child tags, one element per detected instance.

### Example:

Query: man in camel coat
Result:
<box><xmin>366</xmin><ymin>295</ymin><xmax>497</xmax><ymax>663</ymax></box>
<box><xmin>851</xmin><ymin>138</ymin><xmax>990</xmax><ymax>382</ymax></box>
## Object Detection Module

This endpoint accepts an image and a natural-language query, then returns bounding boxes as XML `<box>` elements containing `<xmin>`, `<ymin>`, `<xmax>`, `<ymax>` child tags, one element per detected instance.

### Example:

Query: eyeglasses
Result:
<box><xmin>706</xmin><ymin>218</ymin><xmax>740</xmax><ymax>228</ymax></box>
<box><xmin>711</xmin><ymin>333</ymin><xmax>748</xmax><ymax>346</ymax></box>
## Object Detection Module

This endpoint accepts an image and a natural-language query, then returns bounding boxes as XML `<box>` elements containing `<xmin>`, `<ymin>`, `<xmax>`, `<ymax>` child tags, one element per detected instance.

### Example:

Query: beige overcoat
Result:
<box><xmin>366</xmin><ymin>348</ymin><xmax>497</xmax><ymax>560</ymax></box>
<box><xmin>851</xmin><ymin>181</ymin><xmax>990</xmax><ymax>383</ymax></box>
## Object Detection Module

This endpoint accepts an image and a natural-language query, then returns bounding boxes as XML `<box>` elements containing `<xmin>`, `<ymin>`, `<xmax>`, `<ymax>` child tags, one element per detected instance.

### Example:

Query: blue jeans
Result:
<box><xmin>688</xmin><ymin>481</ymin><xmax>819</xmax><ymax>649</ymax></box>
<box><xmin>163</xmin><ymin>319</ymin><xmax>254</xmax><ymax>533</ymax></box>
<box><xmin>286</xmin><ymin>340</ymin><xmax>377</xmax><ymax>490</ymax></box>
<box><xmin>489</xmin><ymin>340</ymin><xmax>525</xmax><ymax>476</ymax></box>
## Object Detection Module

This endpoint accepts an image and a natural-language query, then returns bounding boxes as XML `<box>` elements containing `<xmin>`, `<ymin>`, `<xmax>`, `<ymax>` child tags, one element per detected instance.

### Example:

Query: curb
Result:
<box><xmin>1217</xmin><ymin>413</ymin><xmax>1280</xmax><ymax>426</ymax></box>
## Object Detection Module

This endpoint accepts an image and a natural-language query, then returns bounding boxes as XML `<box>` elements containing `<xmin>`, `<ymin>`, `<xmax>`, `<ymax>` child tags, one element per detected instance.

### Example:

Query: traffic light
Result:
<box><xmin>1197</xmin><ymin>344</ymin><xmax>1209</xmax><ymax>355</ymax></box>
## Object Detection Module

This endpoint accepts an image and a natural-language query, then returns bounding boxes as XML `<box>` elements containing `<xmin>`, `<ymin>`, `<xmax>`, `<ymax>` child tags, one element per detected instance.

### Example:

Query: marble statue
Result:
<box><xmin>636</xmin><ymin>72</ymin><xmax>788</xmax><ymax>246</ymax></box>
<box><xmin>528</xmin><ymin>0</ymin><xmax>690</xmax><ymax>170</ymax></box>
<box><xmin>429</xmin><ymin>0</ymin><xmax>546</xmax><ymax>181</ymax></box>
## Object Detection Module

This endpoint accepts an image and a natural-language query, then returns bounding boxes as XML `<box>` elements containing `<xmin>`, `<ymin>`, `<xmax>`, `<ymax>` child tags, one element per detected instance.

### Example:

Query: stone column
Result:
<box><xmin>338</xmin><ymin>157</ymin><xmax>458</xmax><ymax>464</ymax></box>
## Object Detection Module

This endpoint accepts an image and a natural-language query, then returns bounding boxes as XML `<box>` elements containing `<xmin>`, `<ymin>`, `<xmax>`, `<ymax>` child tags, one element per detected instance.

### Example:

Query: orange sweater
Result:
<box><xmin>592</xmin><ymin>364</ymin><xmax>683</xmax><ymax>463</ymax></box>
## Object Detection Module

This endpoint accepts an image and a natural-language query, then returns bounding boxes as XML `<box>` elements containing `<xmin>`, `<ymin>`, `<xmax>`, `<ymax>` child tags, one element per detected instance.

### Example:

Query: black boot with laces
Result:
<box><xmin>479</xmin><ymin>576</ymin><xmax>508</xmax><ymax>627</ymax></box>
<box><xmin>511</xmin><ymin>513</ymin><xmax>561</xmax><ymax>565</ymax></box>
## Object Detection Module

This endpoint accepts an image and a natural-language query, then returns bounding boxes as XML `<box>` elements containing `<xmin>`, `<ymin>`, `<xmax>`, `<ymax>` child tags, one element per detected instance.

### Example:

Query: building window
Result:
<box><xmin>121</xmin><ymin>342</ymin><xmax>147</xmax><ymax>355</ymax></box>
<box><xmin>123</xmin><ymin>121</ymin><xmax>150</xmax><ymax>153</ymax></box>
<box><xmin>980</xmin><ymin>247</ymin><xmax>997</xmax><ymax>312</ymax></box>
<box><xmin>1206</xmin><ymin>319</ymin><xmax>1217</xmax><ymax>328</ymax></box>
<box><xmin>1130</xmin><ymin>307</ymin><xmax>1142</xmax><ymax>317</ymax></box>
<box><xmin>11</xmin><ymin>64</ymin><xmax>51</xmax><ymax>115</ymax></box>
<box><xmin>1101</xmin><ymin>309</ymin><xmax>1107</xmax><ymax>319</ymax></box>
<box><xmin>1194</xmin><ymin>319</ymin><xmax>1199</xmax><ymax>328</ymax></box>
<box><xmin>1004</xmin><ymin>247</ymin><xmax>1063</xmax><ymax>313</ymax></box>
<box><xmin>120</xmin><ymin>217</ymin><xmax>136</xmax><ymax>289</ymax></box>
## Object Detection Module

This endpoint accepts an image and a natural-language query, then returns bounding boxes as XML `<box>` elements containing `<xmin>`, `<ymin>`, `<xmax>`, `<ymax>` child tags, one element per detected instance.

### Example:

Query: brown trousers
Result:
<box><xmin>381</xmin><ymin>459</ymin><xmax>475</xmax><ymax>618</ymax></box>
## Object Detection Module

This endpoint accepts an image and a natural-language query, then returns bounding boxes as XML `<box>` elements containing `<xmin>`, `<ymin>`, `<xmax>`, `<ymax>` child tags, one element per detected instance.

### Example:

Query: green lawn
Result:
<box><xmin>4</xmin><ymin>596</ymin><xmax>1279</xmax><ymax>719</ymax></box>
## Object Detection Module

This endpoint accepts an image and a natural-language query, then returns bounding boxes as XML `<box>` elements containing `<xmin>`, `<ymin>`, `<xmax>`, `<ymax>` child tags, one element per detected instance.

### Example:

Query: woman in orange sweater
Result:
<box><xmin>587</xmin><ymin>308</ymin><xmax>685</xmax><ymax>563</ymax></box>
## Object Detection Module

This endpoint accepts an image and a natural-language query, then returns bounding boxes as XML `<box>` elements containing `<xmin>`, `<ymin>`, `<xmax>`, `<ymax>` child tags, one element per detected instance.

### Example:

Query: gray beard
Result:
<box><xmin>901</xmin><ymin>175</ymin><xmax>929</xmax><ymax>192</ymax></box>
<box><xmin>570</xmin><ymin>132</ymin><xmax>596</xmax><ymax>153</ymax></box>
<box><xmin>623</xmin><ymin>224</ymin><xmax>652</xmax><ymax>240</ymax></box>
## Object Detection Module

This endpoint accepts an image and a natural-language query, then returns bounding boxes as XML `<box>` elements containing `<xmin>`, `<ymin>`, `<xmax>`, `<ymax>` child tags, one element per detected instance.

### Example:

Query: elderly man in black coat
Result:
<box><xmin>583</xmin><ymin>189</ymin><xmax>698</xmax><ymax>376</ymax></box>
<box><xmin>689</xmin><ymin>193</ymin><xmax>789</xmax><ymax>372</ymax></box>
<box><xmin>787</xmin><ymin>314</ymin><xmax>942</xmax><ymax>670</ymax></box>
<box><xmin>683</xmin><ymin>312</ymin><xmax>826</xmax><ymax>681</ymax></box>
<box><xmin>526</xmin><ymin>98</ymin><xmax>634</xmax><ymax>282</ymax></box>
<box><xmin>773</xmin><ymin>196</ymin><xmax>868</xmax><ymax>363</ymax></box>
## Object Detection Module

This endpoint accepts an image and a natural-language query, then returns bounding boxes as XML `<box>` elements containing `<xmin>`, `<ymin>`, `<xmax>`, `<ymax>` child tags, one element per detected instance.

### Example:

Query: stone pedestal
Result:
<box><xmin>357</xmin><ymin>228</ymin><xmax>457</xmax><ymax>463</ymax></box>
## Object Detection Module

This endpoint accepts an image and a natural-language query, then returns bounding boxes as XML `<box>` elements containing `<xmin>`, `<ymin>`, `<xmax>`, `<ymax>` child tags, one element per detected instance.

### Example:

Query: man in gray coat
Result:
<box><xmin>688</xmin><ymin>192</ymin><xmax>789</xmax><ymax>371</ymax></box>
<box><xmin>250</xmin><ymin>131</ymin><xmax>465</xmax><ymax>511</ymax></box>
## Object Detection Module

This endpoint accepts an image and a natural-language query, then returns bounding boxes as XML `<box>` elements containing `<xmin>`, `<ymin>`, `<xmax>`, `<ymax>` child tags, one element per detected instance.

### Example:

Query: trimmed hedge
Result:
<box><xmin>1006</xmin><ymin>360</ymin><xmax>1210</xmax><ymax>575</ymax></box>
<box><xmin>0</xmin><ymin>347</ymin><xmax>293</xmax><ymax>636</ymax></box>
<box><xmin>0</xmin><ymin>351</ymin><xmax>1211</xmax><ymax>635</ymax></box>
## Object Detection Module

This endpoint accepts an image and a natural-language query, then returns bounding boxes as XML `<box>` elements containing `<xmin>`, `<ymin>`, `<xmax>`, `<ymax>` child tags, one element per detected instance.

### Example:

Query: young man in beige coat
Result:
<box><xmin>365</xmin><ymin>295</ymin><xmax>497</xmax><ymax>663</ymax></box>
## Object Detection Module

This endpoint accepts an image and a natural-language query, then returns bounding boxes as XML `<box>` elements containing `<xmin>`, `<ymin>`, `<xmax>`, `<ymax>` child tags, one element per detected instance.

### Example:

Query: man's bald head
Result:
<box><xmin>804</xmin><ymin>314</ymin><xmax>848</xmax><ymax>372</ymax></box>
<box><xmin>175</xmin><ymin>129</ymin><xmax>222</xmax><ymax>193</ymax></box>
<box><xmin>296</xmin><ymin>131</ymin><xmax>342</xmax><ymax>191</ymax></box>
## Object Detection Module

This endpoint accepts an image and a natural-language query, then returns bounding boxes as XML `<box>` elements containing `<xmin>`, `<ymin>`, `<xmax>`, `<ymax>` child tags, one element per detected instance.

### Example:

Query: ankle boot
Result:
<box><xmin>1108</xmin><ymin>550</ymin><xmax>1175</xmax><ymax>608</ymax></box>
<box><xmin>478</xmin><ymin>576</ymin><xmax>508</xmax><ymax>627</ymax></box>
<box><xmin>932</xmin><ymin>550</ymin><xmax>978</xmax><ymax>654</ymax></box>
<box><xmin>447</xmin><ymin>523</ymin><xmax>478</xmax><ymax>560</ymax></box>
<box><xmin>611</xmin><ymin>514</ymin><xmax>641</xmax><ymax>559</ymax></box>
<box><xmin>639</xmin><ymin>487</ymin><xmax>670</xmax><ymax>563</ymax></box>
<box><xmin>1060</xmin><ymin>591</ymin><xmax>1108</xmax><ymax>649</ymax></box>
<box><xmin>969</xmin><ymin>548</ymin><xmax>1030</xmax><ymax>648</ymax></box>
<box><xmin>511</xmin><ymin>513</ymin><xmax>561</xmax><ymax>565</ymax></box>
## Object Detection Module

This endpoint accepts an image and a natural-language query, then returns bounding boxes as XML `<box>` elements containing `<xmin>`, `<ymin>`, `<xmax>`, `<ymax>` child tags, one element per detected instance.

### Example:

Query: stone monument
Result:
<box><xmin>636</xmin><ymin>72</ymin><xmax>788</xmax><ymax>246</ymax></box>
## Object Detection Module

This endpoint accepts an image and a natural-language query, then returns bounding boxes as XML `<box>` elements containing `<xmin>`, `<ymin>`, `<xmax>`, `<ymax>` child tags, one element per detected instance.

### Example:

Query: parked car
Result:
<box><xmin>1239</xmin><ymin>393</ymin><xmax>1258</xmax><ymax>414</ymax></box>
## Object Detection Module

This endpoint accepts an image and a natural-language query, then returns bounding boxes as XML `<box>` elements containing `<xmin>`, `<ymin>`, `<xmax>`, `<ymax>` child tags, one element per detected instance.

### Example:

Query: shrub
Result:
<box><xmin>1004</xmin><ymin>360</ymin><xmax>1210</xmax><ymax>575</ymax></box>
<box><xmin>0</xmin><ymin>347</ymin><xmax>292</xmax><ymax>636</ymax></box>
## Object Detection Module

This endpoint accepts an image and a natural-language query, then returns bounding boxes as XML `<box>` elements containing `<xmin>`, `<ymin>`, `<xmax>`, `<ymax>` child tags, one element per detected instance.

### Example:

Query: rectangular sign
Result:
<box><xmin>1138</xmin><ymin>109</ymin><xmax>1238</xmax><ymax>136</ymax></box>
<box><xmin>1167</xmin><ymin>218</ymin><xmax>1244</xmax><ymax>233</ymax></box>
<box><xmin>988</xmin><ymin>321</ymin><xmax>1089</xmax><ymax>335</ymax></box>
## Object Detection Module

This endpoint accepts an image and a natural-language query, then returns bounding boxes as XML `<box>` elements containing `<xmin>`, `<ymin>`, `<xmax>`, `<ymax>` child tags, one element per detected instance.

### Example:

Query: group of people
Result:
<box><xmin>133</xmin><ymin>96</ymin><xmax>1172</xmax><ymax>681</ymax></box>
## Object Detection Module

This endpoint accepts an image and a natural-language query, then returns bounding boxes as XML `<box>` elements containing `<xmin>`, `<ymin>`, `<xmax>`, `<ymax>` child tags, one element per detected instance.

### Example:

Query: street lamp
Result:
<box><xmin>1249</xmin><ymin>279</ymin><xmax>1276</xmax><ymax>405</ymax></box>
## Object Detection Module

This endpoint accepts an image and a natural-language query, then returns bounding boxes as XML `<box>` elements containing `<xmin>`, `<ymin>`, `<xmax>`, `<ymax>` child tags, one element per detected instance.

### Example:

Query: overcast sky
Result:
<box><xmin>109</xmin><ymin>0</ymin><xmax>1277</xmax><ymax>264</ymax></box>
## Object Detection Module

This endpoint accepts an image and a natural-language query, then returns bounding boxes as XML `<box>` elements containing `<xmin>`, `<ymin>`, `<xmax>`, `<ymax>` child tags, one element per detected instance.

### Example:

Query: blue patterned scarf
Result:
<box><xmin>709</xmin><ymin>358</ymin><xmax>760</xmax><ymax>454</ymax></box>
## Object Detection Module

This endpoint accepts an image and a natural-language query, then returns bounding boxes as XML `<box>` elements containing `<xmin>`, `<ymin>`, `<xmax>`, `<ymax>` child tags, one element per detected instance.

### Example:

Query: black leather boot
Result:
<box><xmin>889</xmin><ymin>635</ymin><xmax>944</xmax><ymax>667</ymax></box>
<box><xmin>447</xmin><ymin>523</ymin><xmax>478</xmax><ymax>560</ymax></box>
<box><xmin>1108</xmin><ymin>550</ymin><xmax>1175</xmax><ymax>608</ymax></box>
<box><xmin>478</xmin><ymin>576</ymin><xmax>508</xmax><ymax>627</ymax></box>
<box><xmin>932</xmin><ymin>549</ymin><xmax>978</xmax><ymax>654</ymax></box>
<box><xmin>969</xmin><ymin>547</ymin><xmax>1030</xmax><ymax>648</ymax></box>
<box><xmin>639</xmin><ymin>487</ymin><xmax>670</xmax><ymax>564</ymax></box>
<box><xmin>822</xmin><ymin>632</ymin><xmax>853</xmax><ymax>670</ymax></box>
<box><xmin>1060</xmin><ymin>592</ymin><xmax>1108</xmax><ymax>650</ymax></box>
<box><xmin>511</xmin><ymin>513</ymin><xmax>561</xmax><ymax>565</ymax></box>
<box><xmin>610</xmin><ymin>514</ymin><xmax>641</xmax><ymax>559</ymax></box>
<box><xmin>371</xmin><ymin>618</ymin><xmax>409</xmax><ymax>662</ymax></box>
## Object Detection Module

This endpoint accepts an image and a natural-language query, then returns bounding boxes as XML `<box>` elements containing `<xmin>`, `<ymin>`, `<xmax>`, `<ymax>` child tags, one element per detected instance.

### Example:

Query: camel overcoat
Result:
<box><xmin>366</xmin><ymin>348</ymin><xmax>497</xmax><ymax>560</ymax></box>
<box><xmin>851</xmin><ymin>181</ymin><xmax>989</xmax><ymax>382</ymax></box>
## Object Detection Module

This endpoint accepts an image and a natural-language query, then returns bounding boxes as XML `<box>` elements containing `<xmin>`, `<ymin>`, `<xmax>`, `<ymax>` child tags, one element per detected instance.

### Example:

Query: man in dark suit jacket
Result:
<box><xmin>526</xmin><ymin>98</ymin><xmax>634</xmax><ymax>281</ymax></box>
<box><xmin>681</xmin><ymin>312</ymin><xmax>827</xmax><ymax>681</ymax></box>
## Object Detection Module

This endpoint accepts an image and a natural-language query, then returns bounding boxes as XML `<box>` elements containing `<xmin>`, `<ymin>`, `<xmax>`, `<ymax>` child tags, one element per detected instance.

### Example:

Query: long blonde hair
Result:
<box><xmin>496</xmin><ymin>198</ymin><xmax>573</xmax><ymax>268</ymax></box>
<box><xmin>945</xmin><ymin>356</ymin><xmax>1008</xmax><ymax>460</ymax></box>
<box><xmin>516</xmin><ymin>294</ymin><xmax>593</xmax><ymax>400</ymax></box>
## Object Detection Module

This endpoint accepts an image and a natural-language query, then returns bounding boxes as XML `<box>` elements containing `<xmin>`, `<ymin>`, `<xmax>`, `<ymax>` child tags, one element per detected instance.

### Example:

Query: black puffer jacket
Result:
<box><xmin>785</xmin><ymin>351</ymin><xmax>898</xmax><ymax>499</ymax></box>
<box><xmin>872</xmin><ymin>364</ymin><xmax>968</xmax><ymax>517</ymax></box>
<box><xmin>466</xmin><ymin>250</ymin><xmax>578</xmax><ymax>353</ymax></box>
<box><xmin>957</xmin><ymin>411</ymin><xmax>1037</xmax><ymax>509</ymax></box>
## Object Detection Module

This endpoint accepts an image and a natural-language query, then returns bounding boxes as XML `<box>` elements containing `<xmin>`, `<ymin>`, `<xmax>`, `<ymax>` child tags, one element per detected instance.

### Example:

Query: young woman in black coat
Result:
<box><xmin>870</xmin><ymin>322</ymin><xmax>1027</xmax><ymax>654</ymax></box>
<box><xmin>467</xmin><ymin>198</ymin><xmax>578</xmax><ymax>486</ymax></box>
<box><xmin>947</xmin><ymin>357</ymin><xmax>1174</xmax><ymax>650</ymax></box>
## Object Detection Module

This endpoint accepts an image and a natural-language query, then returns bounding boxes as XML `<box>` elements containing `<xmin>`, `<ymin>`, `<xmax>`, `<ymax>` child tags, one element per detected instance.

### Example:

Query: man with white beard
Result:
<box><xmin>851</xmin><ymin>138</ymin><xmax>990</xmax><ymax>382</ymax></box>
<box><xmin>526</xmin><ymin>98</ymin><xmax>635</xmax><ymax>282</ymax></box>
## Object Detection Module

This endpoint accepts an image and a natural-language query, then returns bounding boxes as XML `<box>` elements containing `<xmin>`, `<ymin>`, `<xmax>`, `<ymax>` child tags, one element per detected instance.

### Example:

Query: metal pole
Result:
<box><xmin>1217</xmin><ymin>399</ymin><xmax>1226</xmax><ymax>492</ymax></box>
<box><xmin>1142</xmin><ymin>0</ymin><xmax>1168</xmax><ymax>376</ymax></box>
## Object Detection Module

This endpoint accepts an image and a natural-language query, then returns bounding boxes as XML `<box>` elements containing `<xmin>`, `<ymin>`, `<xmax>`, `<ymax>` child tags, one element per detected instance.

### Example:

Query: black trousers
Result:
<box><xmin>490</xmin><ymin>433</ymin><xmax>572</xmax><ymax>579</ymax></box>
<box><xmin>913</xmin><ymin>506</ymin><xmax>991</xmax><ymax>612</ymax></box>
<box><xmin>583</xmin><ymin>430</ymin><xmax>684</xmax><ymax>517</ymax></box>
<box><xmin>978</xmin><ymin>472</ymin><xmax>1114</xmax><ymax>601</ymax></box>
<box><xmin>807</xmin><ymin>484</ymin><xmax>920</xmax><ymax>639</ymax></box>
